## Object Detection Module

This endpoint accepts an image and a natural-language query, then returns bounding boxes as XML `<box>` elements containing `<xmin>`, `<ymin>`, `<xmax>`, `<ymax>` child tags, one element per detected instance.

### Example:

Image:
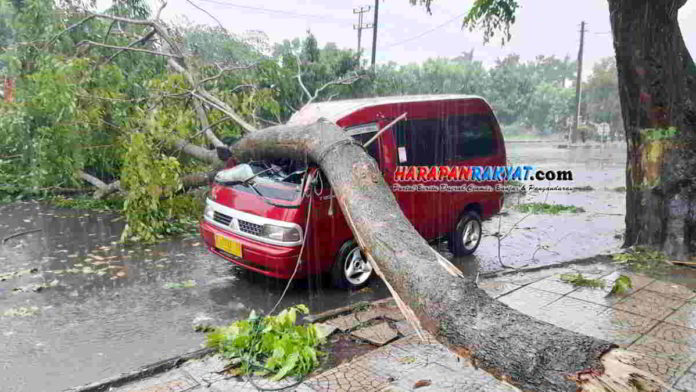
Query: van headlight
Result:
<box><xmin>262</xmin><ymin>224</ymin><xmax>301</xmax><ymax>242</ymax></box>
<box><xmin>204</xmin><ymin>204</ymin><xmax>215</xmax><ymax>220</ymax></box>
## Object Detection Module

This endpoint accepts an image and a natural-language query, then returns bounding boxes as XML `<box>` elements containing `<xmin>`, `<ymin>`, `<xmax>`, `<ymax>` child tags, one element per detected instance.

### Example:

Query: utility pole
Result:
<box><xmin>353</xmin><ymin>6</ymin><xmax>372</xmax><ymax>64</ymax></box>
<box><xmin>571</xmin><ymin>21</ymin><xmax>586</xmax><ymax>144</ymax></box>
<box><xmin>370</xmin><ymin>0</ymin><xmax>379</xmax><ymax>69</ymax></box>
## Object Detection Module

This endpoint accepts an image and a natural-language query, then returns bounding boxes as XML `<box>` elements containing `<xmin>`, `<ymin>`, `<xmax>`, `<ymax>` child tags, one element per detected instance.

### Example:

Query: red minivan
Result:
<box><xmin>200</xmin><ymin>95</ymin><xmax>506</xmax><ymax>289</ymax></box>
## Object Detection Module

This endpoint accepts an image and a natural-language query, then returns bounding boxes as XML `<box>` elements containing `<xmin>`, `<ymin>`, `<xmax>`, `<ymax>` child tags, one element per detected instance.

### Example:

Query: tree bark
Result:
<box><xmin>226</xmin><ymin>120</ymin><xmax>665</xmax><ymax>392</ymax></box>
<box><xmin>609</xmin><ymin>0</ymin><xmax>696</xmax><ymax>258</ymax></box>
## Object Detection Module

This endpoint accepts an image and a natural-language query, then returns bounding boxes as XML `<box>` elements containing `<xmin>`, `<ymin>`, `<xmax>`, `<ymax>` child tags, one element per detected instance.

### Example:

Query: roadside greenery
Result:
<box><xmin>206</xmin><ymin>305</ymin><xmax>325</xmax><ymax>381</ymax></box>
<box><xmin>0</xmin><ymin>0</ymin><xmax>621</xmax><ymax>242</ymax></box>
<box><xmin>515</xmin><ymin>203</ymin><xmax>585</xmax><ymax>214</ymax></box>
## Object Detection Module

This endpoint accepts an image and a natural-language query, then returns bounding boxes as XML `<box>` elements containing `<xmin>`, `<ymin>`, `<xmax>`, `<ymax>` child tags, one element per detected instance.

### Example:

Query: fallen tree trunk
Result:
<box><xmin>226</xmin><ymin>119</ymin><xmax>666</xmax><ymax>392</ymax></box>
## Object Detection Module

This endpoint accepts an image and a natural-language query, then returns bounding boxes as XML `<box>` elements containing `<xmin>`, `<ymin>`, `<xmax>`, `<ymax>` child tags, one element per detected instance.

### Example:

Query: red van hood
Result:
<box><xmin>211</xmin><ymin>184</ymin><xmax>306</xmax><ymax>225</ymax></box>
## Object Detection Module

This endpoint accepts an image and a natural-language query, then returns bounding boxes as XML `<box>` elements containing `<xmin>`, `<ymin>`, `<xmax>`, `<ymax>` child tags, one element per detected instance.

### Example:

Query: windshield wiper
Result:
<box><xmin>218</xmin><ymin>166</ymin><xmax>275</xmax><ymax>186</ymax></box>
<box><xmin>246</xmin><ymin>179</ymin><xmax>303</xmax><ymax>209</ymax></box>
<box><xmin>240</xmin><ymin>166</ymin><xmax>275</xmax><ymax>185</ymax></box>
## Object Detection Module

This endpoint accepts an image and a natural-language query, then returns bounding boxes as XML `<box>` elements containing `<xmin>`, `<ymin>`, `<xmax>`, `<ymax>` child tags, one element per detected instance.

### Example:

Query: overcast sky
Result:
<box><xmin>155</xmin><ymin>0</ymin><xmax>696</xmax><ymax>72</ymax></box>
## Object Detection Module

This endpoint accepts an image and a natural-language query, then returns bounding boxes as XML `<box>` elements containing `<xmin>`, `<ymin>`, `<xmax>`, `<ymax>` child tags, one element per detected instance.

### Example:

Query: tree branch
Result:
<box><xmin>102</xmin><ymin>29</ymin><xmax>157</xmax><ymax>65</ymax></box>
<box><xmin>172</xmin><ymin>138</ymin><xmax>221</xmax><ymax>164</ymax></box>
<box><xmin>103</xmin><ymin>20</ymin><xmax>117</xmax><ymax>43</ymax></box>
<box><xmin>184</xmin><ymin>0</ymin><xmax>227</xmax><ymax>32</ymax></box>
<box><xmin>49</xmin><ymin>14</ymin><xmax>96</xmax><ymax>45</ymax></box>
<box><xmin>198</xmin><ymin>64</ymin><xmax>256</xmax><ymax>86</ymax></box>
<box><xmin>78</xmin><ymin>170</ymin><xmax>107</xmax><ymax>189</ymax></box>
<box><xmin>77</xmin><ymin>40</ymin><xmax>181</xmax><ymax>58</ymax></box>
<box><xmin>294</xmin><ymin>53</ymin><xmax>363</xmax><ymax>106</ymax></box>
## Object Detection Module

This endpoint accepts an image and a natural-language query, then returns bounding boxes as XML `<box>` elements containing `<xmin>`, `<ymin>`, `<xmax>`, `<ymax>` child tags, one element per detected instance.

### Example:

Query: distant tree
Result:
<box><xmin>583</xmin><ymin>57</ymin><xmax>622</xmax><ymax>139</ymax></box>
<box><xmin>431</xmin><ymin>0</ymin><xmax>696</xmax><ymax>258</ymax></box>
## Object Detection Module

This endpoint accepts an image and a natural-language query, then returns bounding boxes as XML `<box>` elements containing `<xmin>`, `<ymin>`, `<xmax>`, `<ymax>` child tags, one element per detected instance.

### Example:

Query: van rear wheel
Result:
<box><xmin>331</xmin><ymin>241</ymin><xmax>373</xmax><ymax>289</ymax></box>
<box><xmin>449</xmin><ymin>211</ymin><xmax>482</xmax><ymax>256</ymax></box>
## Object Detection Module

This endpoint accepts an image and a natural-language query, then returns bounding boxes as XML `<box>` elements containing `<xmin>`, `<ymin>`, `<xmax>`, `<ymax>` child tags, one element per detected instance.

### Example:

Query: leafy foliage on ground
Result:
<box><xmin>560</xmin><ymin>273</ymin><xmax>634</xmax><ymax>296</ymax></box>
<box><xmin>560</xmin><ymin>273</ymin><xmax>606</xmax><ymax>288</ymax></box>
<box><xmin>612</xmin><ymin>247</ymin><xmax>666</xmax><ymax>268</ymax></box>
<box><xmin>206</xmin><ymin>305</ymin><xmax>325</xmax><ymax>381</ymax></box>
<box><xmin>49</xmin><ymin>196</ymin><xmax>124</xmax><ymax>211</ymax></box>
<box><xmin>515</xmin><ymin>203</ymin><xmax>585</xmax><ymax>214</ymax></box>
<box><xmin>609</xmin><ymin>275</ymin><xmax>633</xmax><ymax>295</ymax></box>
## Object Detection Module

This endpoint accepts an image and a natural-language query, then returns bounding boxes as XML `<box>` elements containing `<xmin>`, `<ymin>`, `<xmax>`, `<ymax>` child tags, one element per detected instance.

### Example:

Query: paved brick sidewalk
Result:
<box><xmin>91</xmin><ymin>261</ymin><xmax>696</xmax><ymax>392</ymax></box>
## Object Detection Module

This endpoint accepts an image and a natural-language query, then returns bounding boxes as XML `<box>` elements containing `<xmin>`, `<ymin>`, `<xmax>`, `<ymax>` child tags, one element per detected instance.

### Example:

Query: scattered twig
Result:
<box><xmin>3</xmin><ymin>229</ymin><xmax>42</xmax><ymax>244</ymax></box>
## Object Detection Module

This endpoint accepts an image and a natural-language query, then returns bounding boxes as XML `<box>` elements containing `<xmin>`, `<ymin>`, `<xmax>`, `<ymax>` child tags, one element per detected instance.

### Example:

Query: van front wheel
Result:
<box><xmin>449</xmin><ymin>211</ymin><xmax>482</xmax><ymax>256</ymax></box>
<box><xmin>331</xmin><ymin>241</ymin><xmax>373</xmax><ymax>289</ymax></box>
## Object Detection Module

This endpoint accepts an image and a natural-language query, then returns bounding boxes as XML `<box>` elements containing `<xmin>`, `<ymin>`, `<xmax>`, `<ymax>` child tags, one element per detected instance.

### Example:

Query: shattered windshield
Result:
<box><xmin>215</xmin><ymin>160</ymin><xmax>308</xmax><ymax>202</ymax></box>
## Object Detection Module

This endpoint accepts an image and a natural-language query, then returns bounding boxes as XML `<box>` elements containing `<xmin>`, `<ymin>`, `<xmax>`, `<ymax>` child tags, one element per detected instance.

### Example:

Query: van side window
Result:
<box><xmin>393</xmin><ymin>119</ymin><xmax>444</xmax><ymax>166</ymax></box>
<box><xmin>350</xmin><ymin>132</ymin><xmax>381</xmax><ymax>164</ymax></box>
<box><xmin>445</xmin><ymin>114</ymin><xmax>497</xmax><ymax>161</ymax></box>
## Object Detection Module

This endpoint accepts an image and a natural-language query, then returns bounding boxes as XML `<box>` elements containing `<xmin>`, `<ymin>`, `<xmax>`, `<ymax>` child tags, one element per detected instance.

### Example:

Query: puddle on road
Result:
<box><xmin>448</xmin><ymin>142</ymin><xmax>628</xmax><ymax>273</ymax></box>
<box><xmin>0</xmin><ymin>202</ymin><xmax>388</xmax><ymax>392</ymax></box>
<box><xmin>0</xmin><ymin>142</ymin><xmax>629</xmax><ymax>391</ymax></box>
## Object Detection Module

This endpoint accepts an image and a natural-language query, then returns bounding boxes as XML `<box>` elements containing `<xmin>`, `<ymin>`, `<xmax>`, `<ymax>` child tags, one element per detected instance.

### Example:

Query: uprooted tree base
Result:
<box><xmin>225</xmin><ymin>120</ymin><xmax>667</xmax><ymax>392</ymax></box>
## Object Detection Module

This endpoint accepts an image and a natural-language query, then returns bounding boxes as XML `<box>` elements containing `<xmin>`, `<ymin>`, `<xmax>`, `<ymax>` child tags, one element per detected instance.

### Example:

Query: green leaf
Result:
<box><xmin>610</xmin><ymin>275</ymin><xmax>633</xmax><ymax>295</ymax></box>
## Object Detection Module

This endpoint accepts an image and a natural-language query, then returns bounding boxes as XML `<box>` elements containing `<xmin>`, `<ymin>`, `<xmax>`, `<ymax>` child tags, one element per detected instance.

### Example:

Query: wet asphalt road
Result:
<box><xmin>0</xmin><ymin>141</ymin><xmax>627</xmax><ymax>391</ymax></box>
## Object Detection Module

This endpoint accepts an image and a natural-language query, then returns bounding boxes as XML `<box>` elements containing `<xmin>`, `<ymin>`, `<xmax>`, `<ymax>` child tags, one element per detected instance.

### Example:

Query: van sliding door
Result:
<box><xmin>391</xmin><ymin>118</ymin><xmax>444</xmax><ymax>240</ymax></box>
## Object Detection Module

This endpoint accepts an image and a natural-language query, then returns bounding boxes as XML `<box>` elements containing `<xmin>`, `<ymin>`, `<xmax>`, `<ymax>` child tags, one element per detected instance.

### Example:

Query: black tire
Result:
<box><xmin>449</xmin><ymin>210</ymin><xmax>483</xmax><ymax>256</ymax></box>
<box><xmin>331</xmin><ymin>240</ymin><xmax>373</xmax><ymax>289</ymax></box>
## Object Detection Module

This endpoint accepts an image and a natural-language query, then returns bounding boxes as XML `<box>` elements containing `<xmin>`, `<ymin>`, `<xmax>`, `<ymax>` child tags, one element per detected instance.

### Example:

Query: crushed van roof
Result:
<box><xmin>286</xmin><ymin>94</ymin><xmax>483</xmax><ymax>125</ymax></box>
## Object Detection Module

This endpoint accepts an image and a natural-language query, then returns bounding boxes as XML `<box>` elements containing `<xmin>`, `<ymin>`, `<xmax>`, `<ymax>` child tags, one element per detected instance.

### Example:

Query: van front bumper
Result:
<box><xmin>200</xmin><ymin>220</ymin><xmax>307</xmax><ymax>279</ymax></box>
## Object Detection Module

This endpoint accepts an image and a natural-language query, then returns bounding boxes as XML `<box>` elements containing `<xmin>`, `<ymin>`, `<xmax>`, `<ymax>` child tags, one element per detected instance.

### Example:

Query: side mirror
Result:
<box><xmin>216</xmin><ymin>146</ymin><xmax>231</xmax><ymax>162</ymax></box>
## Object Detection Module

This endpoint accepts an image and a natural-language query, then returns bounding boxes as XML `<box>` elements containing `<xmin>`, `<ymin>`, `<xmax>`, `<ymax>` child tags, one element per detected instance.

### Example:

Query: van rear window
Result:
<box><xmin>394</xmin><ymin>114</ymin><xmax>497</xmax><ymax>165</ymax></box>
<box><xmin>445</xmin><ymin>114</ymin><xmax>498</xmax><ymax>161</ymax></box>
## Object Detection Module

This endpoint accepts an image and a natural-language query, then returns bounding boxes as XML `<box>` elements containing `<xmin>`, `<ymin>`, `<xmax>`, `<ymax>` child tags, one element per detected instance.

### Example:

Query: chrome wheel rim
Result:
<box><xmin>344</xmin><ymin>248</ymin><xmax>373</xmax><ymax>286</ymax></box>
<box><xmin>462</xmin><ymin>220</ymin><xmax>481</xmax><ymax>251</ymax></box>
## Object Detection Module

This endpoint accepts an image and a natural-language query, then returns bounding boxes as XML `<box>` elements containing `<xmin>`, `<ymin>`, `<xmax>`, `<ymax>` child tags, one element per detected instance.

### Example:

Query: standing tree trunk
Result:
<box><xmin>609</xmin><ymin>0</ymin><xmax>696</xmax><ymax>258</ymax></box>
<box><xmin>225</xmin><ymin>120</ymin><xmax>665</xmax><ymax>392</ymax></box>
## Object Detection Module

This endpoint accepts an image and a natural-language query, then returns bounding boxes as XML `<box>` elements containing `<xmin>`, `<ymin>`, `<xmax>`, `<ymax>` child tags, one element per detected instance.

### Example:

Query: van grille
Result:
<box><xmin>239</xmin><ymin>219</ymin><xmax>263</xmax><ymax>236</ymax></box>
<box><xmin>213</xmin><ymin>211</ymin><xmax>232</xmax><ymax>226</ymax></box>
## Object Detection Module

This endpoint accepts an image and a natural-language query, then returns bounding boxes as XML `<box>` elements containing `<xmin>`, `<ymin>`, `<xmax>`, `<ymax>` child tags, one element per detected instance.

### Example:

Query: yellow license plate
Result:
<box><xmin>215</xmin><ymin>234</ymin><xmax>242</xmax><ymax>258</ymax></box>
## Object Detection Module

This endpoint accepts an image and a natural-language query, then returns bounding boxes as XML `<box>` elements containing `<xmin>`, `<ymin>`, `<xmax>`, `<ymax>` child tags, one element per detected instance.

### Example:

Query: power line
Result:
<box><xmin>194</xmin><ymin>0</ymin><xmax>351</xmax><ymax>23</ymax></box>
<box><xmin>382</xmin><ymin>12</ymin><xmax>467</xmax><ymax>49</ymax></box>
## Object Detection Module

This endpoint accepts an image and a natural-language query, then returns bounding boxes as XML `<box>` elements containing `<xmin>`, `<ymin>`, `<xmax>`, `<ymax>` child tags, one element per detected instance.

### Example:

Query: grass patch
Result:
<box><xmin>560</xmin><ymin>273</ymin><xmax>606</xmax><ymax>288</ymax></box>
<box><xmin>206</xmin><ymin>305</ymin><xmax>325</xmax><ymax>381</ymax></box>
<box><xmin>613</xmin><ymin>186</ymin><xmax>626</xmax><ymax>192</ymax></box>
<box><xmin>515</xmin><ymin>203</ymin><xmax>585</xmax><ymax>214</ymax></box>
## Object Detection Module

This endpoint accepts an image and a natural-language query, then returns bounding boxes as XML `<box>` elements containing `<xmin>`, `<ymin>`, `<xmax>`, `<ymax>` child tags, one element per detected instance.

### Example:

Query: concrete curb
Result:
<box><xmin>479</xmin><ymin>254</ymin><xmax>615</xmax><ymax>279</ymax></box>
<box><xmin>63</xmin><ymin>348</ymin><xmax>215</xmax><ymax>392</ymax></box>
<box><xmin>304</xmin><ymin>297</ymin><xmax>395</xmax><ymax>323</ymax></box>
